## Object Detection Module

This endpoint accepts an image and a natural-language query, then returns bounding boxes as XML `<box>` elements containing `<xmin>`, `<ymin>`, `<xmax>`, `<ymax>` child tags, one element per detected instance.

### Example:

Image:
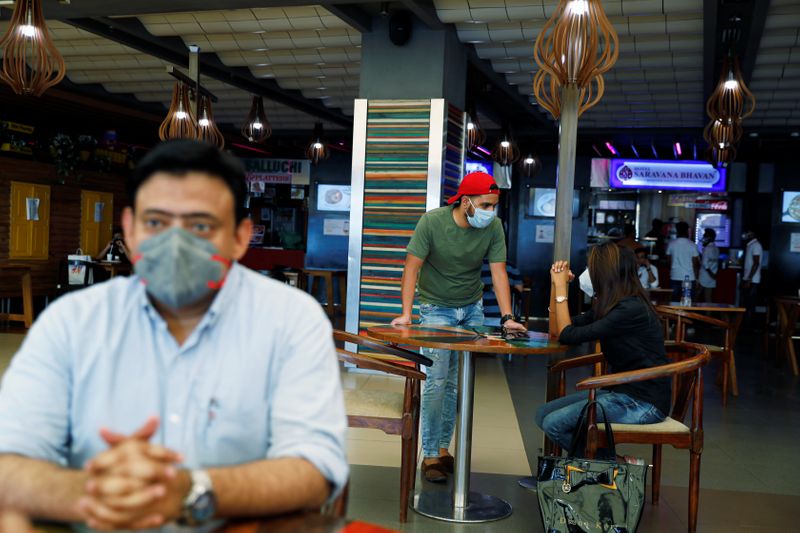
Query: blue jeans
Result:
<box><xmin>535</xmin><ymin>390</ymin><xmax>665</xmax><ymax>454</ymax></box>
<box><xmin>419</xmin><ymin>301</ymin><xmax>484</xmax><ymax>458</ymax></box>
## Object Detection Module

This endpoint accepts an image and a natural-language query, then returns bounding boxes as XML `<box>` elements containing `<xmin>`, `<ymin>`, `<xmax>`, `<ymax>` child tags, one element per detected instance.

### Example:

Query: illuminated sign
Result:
<box><xmin>244</xmin><ymin>158</ymin><xmax>311</xmax><ymax>185</ymax></box>
<box><xmin>609</xmin><ymin>159</ymin><xmax>726</xmax><ymax>192</ymax></box>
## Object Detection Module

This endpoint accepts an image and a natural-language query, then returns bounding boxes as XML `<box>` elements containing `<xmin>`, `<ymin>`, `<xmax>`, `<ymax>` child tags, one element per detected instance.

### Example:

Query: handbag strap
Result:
<box><xmin>567</xmin><ymin>400</ymin><xmax>617</xmax><ymax>459</ymax></box>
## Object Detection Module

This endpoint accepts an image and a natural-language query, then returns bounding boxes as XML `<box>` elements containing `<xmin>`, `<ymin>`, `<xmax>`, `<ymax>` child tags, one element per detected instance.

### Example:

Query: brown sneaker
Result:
<box><xmin>439</xmin><ymin>455</ymin><xmax>454</xmax><ymax>474</ymax></box>
<box><xmin>422</xmin><ymin>461</ymin><xmax>447</xmax><ymax>483</ymax></box>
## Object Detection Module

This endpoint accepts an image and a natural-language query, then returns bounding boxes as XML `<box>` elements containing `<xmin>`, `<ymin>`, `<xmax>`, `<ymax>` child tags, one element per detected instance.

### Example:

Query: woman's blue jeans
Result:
<box><xmin>536</xmin><ymin>390</ymin><xmax>665</xmax><ymax>454</ymax></box>
<box><xmin>418</xmin><ymin>301</ymin><xmax>484</xmax><ymax>459</ymax></box>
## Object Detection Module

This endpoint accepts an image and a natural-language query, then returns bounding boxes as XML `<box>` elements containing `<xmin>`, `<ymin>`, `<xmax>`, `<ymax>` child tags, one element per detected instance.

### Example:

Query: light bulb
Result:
<box><xmin>566</xmin><ymin>0</ymin><xmax>588</xmax><ymax>16</ymax></box>
<box><xmin>199</xmin><ymin>118</ymin><xmax>210</xmax><ymax>127</ymax></box>
<box><xmin>467</xmin><ymin>122</ymin><xmax>475</xmax><ymax>130</ymax></box>
<box><xmin>252</xmin><ymin>121</ymin><xmax>263</xmax><ymax>130</ymax></box>
<box><xmin>313</xmin><ymin>142</ymin><xmax>323</xmax><ymax>149</ymax></box>
<box><xmin>724</xmin><ymin>79</ymin><xmax>738</xmax><ymax>90</ymax></box>
<box><xmin>718</xmin><ymin>142</ymin><xmax>725</xmax><ymax>149</ymax></box>
<box><xmin>19</xmin><ymin>25</ymin><xmax>36</xmax><ymax>37</ymax></box>
<box><xmin>501</xmin><ymin>140</ymin><xmax>510</xmax><ymax>148</ymax></box>
<box><xmin>525</xmin><ymin>157</ymin><xmax>535</xmax><ymax>165</ymax></box>
<box><xmin>176</xmin><ymin>110</ymin><xmax>187</xmax><ymax>120</ymax></box>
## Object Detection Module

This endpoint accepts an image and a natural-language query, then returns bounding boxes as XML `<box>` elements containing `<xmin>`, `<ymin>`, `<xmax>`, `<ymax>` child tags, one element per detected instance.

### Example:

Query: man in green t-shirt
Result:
<box><xmin>391</xmin><ymin>171</ymin><xmax>526</xmax><ymax>482</ymax></box>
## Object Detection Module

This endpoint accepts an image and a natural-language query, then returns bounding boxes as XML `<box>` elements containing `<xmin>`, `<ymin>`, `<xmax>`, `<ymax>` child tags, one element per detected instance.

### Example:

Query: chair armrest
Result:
<box><xmin>575</xmin><ymin>353</ymin><xmax>708</xmax><ymax>391</ymax></box>
<box><xmin>549</xmin><ymin>353</ymin><xmax>605</xmax><ymax>373</ymax></box>
<box><xmin>337</xmin><ymin>348</ymin><xmax>426</xmax><ymax>381</ymax></box>
<box><xmin>334</xmin><ymin>330</ymin><xmax>433</xmax><ymax>366</ymax></box>
<box><xmin>657</xmin><ymin>306</ymin><xmax>729</xmax><ymax>329</ymax></box>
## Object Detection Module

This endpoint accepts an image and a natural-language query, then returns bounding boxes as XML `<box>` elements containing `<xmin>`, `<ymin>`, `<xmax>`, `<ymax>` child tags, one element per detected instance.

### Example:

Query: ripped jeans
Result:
<box><xmin>419</xmin><ymin>300</ymin><xmax>484</xmax><ymax>459</ymax></box>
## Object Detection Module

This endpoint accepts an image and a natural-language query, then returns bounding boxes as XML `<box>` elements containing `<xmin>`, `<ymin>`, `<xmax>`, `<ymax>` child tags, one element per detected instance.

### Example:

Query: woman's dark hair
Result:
<box><xmin>128</xmin><ymin>140</ymin><xmax>248</xmax><ymax>223</ymax></box>
<box><xmin>588</xmin><ymin>243</ymin><xmax>655</xmax><ymax>319</ymax></box>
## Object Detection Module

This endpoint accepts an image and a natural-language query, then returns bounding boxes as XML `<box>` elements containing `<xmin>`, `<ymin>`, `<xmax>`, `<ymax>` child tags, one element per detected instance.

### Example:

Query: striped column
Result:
<box><xmin>346</xmin><ymin>99</ymin><xmax>465</xmax><ymax>343</ymax></box>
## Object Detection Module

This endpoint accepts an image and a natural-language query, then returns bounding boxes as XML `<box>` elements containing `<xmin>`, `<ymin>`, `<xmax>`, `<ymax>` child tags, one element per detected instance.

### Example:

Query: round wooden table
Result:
<box><xmin>367</xmin><ymin>324</ymin><xmax>567</xmax><ymax>524</ymax></box>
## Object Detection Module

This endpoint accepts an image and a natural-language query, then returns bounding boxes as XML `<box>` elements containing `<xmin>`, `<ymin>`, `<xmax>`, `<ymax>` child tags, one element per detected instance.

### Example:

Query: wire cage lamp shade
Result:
<box><xmin>197</xmin><ymin>94</ymin><xmax>225</xmax><ymax>149</ymax></box>
<box><xmin>466</xmin><ymin>110</ymin><xmax>486</xmax><ymax>150</ymax></box>
<box><xmin>0</xmin><ymin>0</ymin><xmax>66</xmax><ymax>96</ymax></box>
<box><xmin>491</xmin><ymin>134</ymin><xmax>520</xmax><ymax>166</ymax></box>
<box><xmin>706</xmin><ymin>53</ymin><xmax>755</xmax><ymax>123</ymax></box>
<box><xmin>159</xmin><ymin>82</ymin><xmax>197</xmax><ymax>142</ymax></box>
<box><xmin>306</xmin><ymin>122</ymin><xmax>329</xmax><ymax>165</ymax></box>
<box><xmin>241</xmin><ymin>95</ymin><xmax>272</xmax><ymax>143</ymax></box>
<box><xmin>532</xmin><ymin>0</ymin><xmax>619</xmax><ymax>119</ymax></box>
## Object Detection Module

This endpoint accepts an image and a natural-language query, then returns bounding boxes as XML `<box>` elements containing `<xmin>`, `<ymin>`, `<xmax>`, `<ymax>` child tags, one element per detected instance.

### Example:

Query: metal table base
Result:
<box><xmin>411</xmin><ymin>351</ymin><xmax>513</xmax><ymax>523</ymax></box>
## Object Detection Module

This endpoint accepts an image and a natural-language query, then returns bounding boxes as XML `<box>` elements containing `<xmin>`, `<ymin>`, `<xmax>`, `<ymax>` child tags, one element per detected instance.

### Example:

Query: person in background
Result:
<box><xmin>481</xmin><ymin>260</ymin><xmax>525</xmax><ymax>327</ymax></box>
<box><xmin>94</xmin><ymin>229</ymin><xmax>129</xmax><ymax>262</ymax></box>
<box><xmin>667</xmin><ymin>221</ymin><xmax>700</xmax><ymax>301</ymax></box>
<box><xmin>741</xmin><ymin>228</ymin><xmax>763</xmax><ymax>322</ymax></box>
<box><xmin>518</xmin><ymin>244</ymin><xmax>669</xmax><ymax>491</ymax></box>
<box><xmin>616</xmin><ymin>224</ymin><xmax>641</xmax><ymax>251</ymax></box>
<box><xmin>635</xmin><ymin>247</ymin><xmax>659</xmax><ymax>288</ymax></box>
<box><xmin>391</xmin><ymin>171</ymin><xmax>526</xmax><ymax>483</ymax></box>
<box><xmin>698</xmin><ymin>228</ymin><xmax>719</xmax><ymax>302</ymax></box>
<box><xmin>645</xmin><ymin>218</ymin><xmax>666</xmax><ymax>260</ymax></box>
<box><xmin>0</xmin><ymin>141</ymin><xmax>347</xmax><ymax>531</ymax></box>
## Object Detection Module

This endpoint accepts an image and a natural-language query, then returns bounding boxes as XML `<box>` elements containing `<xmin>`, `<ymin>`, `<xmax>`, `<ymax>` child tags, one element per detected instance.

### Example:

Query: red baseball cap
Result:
<box><xmin>447</xmin><ymin>171</ymin><xmax>500</xmax><ymax>205</ymax></box>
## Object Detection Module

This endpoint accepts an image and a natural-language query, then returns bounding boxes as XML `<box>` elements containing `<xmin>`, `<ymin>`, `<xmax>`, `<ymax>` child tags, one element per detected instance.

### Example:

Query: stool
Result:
<box><xmin>302</xmin><ymin>269</ymin><xmax>347</xmax><ymax>318</ymax></box>
<box><xmin>0</xmin><ymin>265</ymin><xmax>34</xmax><ymax>328</ymax></box>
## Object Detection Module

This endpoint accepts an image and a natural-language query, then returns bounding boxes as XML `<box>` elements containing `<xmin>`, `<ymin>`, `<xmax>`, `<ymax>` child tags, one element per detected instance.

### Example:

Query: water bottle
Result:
<box><xmin>681</xmin><ymin>275</ymin><xmax>692</xmax><ymax>306</ymax></box>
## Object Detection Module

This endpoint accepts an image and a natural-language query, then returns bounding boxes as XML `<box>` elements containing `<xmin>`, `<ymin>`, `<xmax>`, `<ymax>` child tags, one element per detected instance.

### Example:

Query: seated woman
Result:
<box><xmin>520</xmin><ymin>244</ymin><xmax>669</xmax><ymax>489</ymax></box>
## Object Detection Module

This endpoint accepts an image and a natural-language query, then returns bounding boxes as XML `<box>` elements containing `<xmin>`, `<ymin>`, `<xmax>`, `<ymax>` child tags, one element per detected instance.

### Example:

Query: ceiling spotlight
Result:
<box><xmin>748</xmin><ymin>132</ymin><xmax>758</xmax><ymax>138</ymax></box>
<box><xmin>792</xmin><ymin>132</ymin><xmax>800</xmax><ymax>138</ymax></box>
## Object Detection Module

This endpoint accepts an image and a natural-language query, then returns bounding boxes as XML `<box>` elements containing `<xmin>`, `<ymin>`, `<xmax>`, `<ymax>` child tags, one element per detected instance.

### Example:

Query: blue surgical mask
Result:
<box><xmin>133</xmin><ymin>227</ymin><xmax>231</xmax><ymax>308</ymax></box>
<box><xmin>466</xmin><ymin>197</ymin><xmax>496</xmax><ymax>229</ymax></box>
<box><xmin>579</xmin><ymin>268</ymin><xmax>595</xmax><ymax>298</ymax></box>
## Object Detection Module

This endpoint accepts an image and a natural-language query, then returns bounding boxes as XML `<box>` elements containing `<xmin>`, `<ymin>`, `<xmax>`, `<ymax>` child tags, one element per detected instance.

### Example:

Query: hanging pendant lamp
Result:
<box><xmin>197</xmin><ymin>94</ymin><xmax>225</xmax><ymax>149</ymax></box>
<box><xmin>532</xmin><ymin>0</ymin><xmax>619</xmax><ymax>119</ymax></box>
<box><xmin>491</xmin><ymin>132</ymin><xmax>520</xmax><ymax>166</ymax></box>
<box><xmin>0</xmin><ymin>0</ymin><xmax>66</xmax><ymax>96</ymax></box>
<box><xmin>306</xmin><ymin>122</ymin><xmax>329</xmax><ymax>165</ymax></box>
<box><xmin>241</xmin><ymin>95</ymin><xmax>272</xmax><ymax>143</ymax></box>
<box><xmin>158</xmin><ymin>82</ymin><xmax>197</xmax><ymax>142</ymax></box>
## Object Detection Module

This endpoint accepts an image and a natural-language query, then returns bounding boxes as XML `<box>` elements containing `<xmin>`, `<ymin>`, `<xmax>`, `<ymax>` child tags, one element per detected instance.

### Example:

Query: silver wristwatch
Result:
<box><xmin>179</xmin><ymin>470</ymin><xmax>217</xmax><ymax>526</ymax></box>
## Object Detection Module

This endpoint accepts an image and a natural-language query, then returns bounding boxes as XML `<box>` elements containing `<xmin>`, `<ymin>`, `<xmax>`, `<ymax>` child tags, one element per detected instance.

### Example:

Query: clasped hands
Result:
<box><xmin>550</xmin><ymin>260</ymin><xmax>575</xmax><ymax>288</ymax></box>
<box><xmin>78</xmin><ymin>417</ymin><xmax>189</xmax><ymax>531</ymax></box>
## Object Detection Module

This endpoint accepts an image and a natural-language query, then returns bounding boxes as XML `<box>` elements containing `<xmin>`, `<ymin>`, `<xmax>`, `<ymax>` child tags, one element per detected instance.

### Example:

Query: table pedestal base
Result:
<box><xmin>411</xmin><ymin>491</ymin><xmax>512</xmax><ymax>523</ymax></box>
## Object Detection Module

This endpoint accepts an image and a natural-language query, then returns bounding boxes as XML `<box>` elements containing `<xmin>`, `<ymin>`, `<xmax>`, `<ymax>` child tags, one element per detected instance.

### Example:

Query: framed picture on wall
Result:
<box><xmin>782</xmin><ymin>191</ymin><xmax>800</xmax><ymax>223</ymax></box>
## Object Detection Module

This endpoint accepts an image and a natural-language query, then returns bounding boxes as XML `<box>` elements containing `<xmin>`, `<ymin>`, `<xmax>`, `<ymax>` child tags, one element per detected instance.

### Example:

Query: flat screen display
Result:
<box><xmin>695</xmin><ymin>213</ymin><xmax>731</xmax><ymax>248</ymax></box>
<box><xmin>317</xmin><ymin>184</ymin><xmax>351</xmax><ymax>212</ymax></box>
<box><xmin>609</xmin><ymin>159</ymin><xmax>727</xmax><ymax>192</ymax></box>
<box><xmin>781</xmin><ymin>191</ymin><xmax>800</xmax><ymax>223</ymax></box>
<box><xmin>465</xmin><ymin>159</ymin><xmax>493</xmax><ymax>176</ymax></box>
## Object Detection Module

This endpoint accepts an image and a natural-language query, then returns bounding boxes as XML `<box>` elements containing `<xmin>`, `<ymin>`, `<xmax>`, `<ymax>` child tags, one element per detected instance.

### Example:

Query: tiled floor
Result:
<box><xmin>1</xmin><ymin>327</ymin><xmax>799</xmax><ymax>532</ymax></box>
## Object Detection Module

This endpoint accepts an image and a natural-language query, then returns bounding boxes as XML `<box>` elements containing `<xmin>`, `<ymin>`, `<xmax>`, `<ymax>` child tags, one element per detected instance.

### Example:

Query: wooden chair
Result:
<box><xmin>333</xmin><ymin>330</ymin><xmax>432</xmax><ymax>522</ymax></box>
<box><xmin>657</xmin><ymin>306</ymin><xmax>739</xmax><ymax>405</ymax></box>
<box><xmin>774</xmin><ymin>298</ymin><xmax>800</xmax><ymax>376</ymax></box>
<box><xmin>548</xmin><ymin>342</ymin><xmax>710</xmax><ymax>533</ymax></box>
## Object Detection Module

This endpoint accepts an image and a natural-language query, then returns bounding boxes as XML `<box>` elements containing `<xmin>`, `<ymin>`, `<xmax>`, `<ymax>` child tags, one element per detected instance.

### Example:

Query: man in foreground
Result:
<box><xmin>0</xmin><ymin>141</ymin><xmax>347</xmax><ymax>531</ymax></box>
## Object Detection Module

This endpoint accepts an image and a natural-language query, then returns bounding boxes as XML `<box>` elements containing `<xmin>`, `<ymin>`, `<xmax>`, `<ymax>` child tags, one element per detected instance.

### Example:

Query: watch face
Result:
<box><xmin>192</xmin><ymin>492</ymin><xmax>217</xmax><ymax>523</ymax></box>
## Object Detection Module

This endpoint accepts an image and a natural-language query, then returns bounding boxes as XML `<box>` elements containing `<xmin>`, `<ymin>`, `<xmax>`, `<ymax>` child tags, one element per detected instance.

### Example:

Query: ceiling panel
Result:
<box><xmin>437</xmin><ymin>0</ymin><xmax>705</xmax><ymax>128</ymax></box>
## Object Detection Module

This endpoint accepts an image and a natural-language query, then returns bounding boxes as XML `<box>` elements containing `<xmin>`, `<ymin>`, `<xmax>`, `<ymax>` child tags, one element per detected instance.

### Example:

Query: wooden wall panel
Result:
<box><xmin>0</xmin><ymin>156</ymin><xmax>129</xmax><ymax>298</ymax></box>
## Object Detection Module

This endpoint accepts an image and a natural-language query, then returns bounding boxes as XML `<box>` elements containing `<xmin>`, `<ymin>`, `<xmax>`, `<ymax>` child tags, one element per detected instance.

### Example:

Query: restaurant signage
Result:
<box><xmin>609</xmin><ymin>159</ymin><xmax>726</xmax><ymax>192</ymax></box>
<box><xmin>244</xmin><ymin>158</ymin><xmax>311</xmax><ymax>186</ymax></box>
<box><xmin>667</xmin><ymin>193</ymin><xmax>728</xmax><ymax>211</ymax></box>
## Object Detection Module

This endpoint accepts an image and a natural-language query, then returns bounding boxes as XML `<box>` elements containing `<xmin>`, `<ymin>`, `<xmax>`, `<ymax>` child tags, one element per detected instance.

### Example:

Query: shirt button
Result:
<box><xmin>169</xmin><ymin>414</ymin><xmax>181</xmax><ymax>425</ymax></box>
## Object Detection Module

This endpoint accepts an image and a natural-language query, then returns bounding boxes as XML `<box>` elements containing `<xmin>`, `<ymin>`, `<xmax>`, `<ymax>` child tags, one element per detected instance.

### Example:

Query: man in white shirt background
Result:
<box><xmin>667</xmin><ymin>221</ymin><xmax>700</xmax><ymax>300</ymax></box>
<box><xmin>741</xmin><ymin>228</ymin><xmax>763</xmax><ymax>322</ymax></box>
<box><xmin>635</xmin><ymin>247</ymin><xmax>659</xmax><ymax>289</ymax></box>
<box><xmin>698</xmin><ymin>228</ymin><xmax>720</xmax><ymax>302</ymax></box>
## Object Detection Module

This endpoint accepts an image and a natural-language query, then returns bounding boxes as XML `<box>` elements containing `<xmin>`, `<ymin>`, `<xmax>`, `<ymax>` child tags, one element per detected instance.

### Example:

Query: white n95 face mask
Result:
<box><xmin>579</xmin><ymin>268</ymin><xmax>594</xmax><ymax>298</ymax></box>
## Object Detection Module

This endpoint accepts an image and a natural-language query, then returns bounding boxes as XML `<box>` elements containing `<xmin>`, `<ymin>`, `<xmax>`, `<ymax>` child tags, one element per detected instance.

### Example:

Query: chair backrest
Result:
<box><xmin>333</xmin><ymin>329</ymin><xmax>432</xmax><ymax>367</ymax></box>
<box><xmin>664</xmin><ymin>342</ymin><xmax>710</xmax><ymax>423</ymax></box>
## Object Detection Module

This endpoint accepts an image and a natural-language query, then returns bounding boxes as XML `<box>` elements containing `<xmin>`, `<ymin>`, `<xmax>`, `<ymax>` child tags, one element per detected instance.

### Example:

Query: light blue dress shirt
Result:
<box><xmin>0</xmin><ymin>263</ymin><xmax>348</xmax><ymax>531</ymax></box>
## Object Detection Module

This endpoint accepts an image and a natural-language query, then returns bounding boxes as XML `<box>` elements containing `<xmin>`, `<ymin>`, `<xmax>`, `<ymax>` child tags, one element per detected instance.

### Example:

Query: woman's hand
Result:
<box><xmin>550</xmin><ymin>261</ymin><xmax>574</xmax><ymax>288</ymax></box>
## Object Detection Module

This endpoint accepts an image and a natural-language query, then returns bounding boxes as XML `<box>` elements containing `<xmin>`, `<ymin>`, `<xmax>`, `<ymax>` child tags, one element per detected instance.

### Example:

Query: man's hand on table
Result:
<box><xmin>390</xmin><ymin>315</ymin><xmax>412</xmax><ymax>326</ymax></box>
<box><xmin>502</xmin><ymin>319</ymin><xmax>527</xmax><ymax>332</ymax></box>
<box><xmin>79</xmin><ymin>417</ymin><xmax>188</xmax><ymax>531</ymax></box>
